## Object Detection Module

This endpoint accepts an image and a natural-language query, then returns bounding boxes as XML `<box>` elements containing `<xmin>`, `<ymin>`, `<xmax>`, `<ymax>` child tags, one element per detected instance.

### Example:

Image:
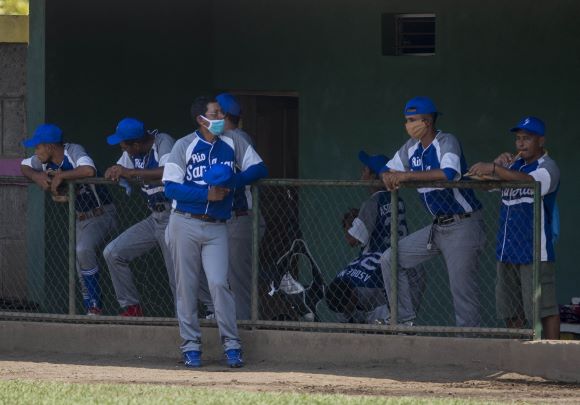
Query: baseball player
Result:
<box><xmin>199</xmin><ymin>93</ymin><xmax>263</xmax><ymax>321</ymax></box>
<box><xmin>103</xmin><ymin>118</ymin><xmax>176</xmax><ymax>317</ymax></box>
<box><xmin>162</xmin><ymin>96</ymin><xmax>267</xmax><ymax>368</ymax></box>
<box><xmin>21</xmin><ymin>124</ymin><xmax>117</xmax><ymax>315</ymax></box>
<box><xmin>327</xmin><ymin>208</ymin><xmax>425</xmax><ymax>324</ymax></box>
<box><xmin>469</xmin><ymin>116</ymin><xmax>560</xmax><ymax>339</ymax></box>
<box><xmin>380</xmin><ymin>96</ymin><xmax>485</xmax><ymax>327</ymax></box>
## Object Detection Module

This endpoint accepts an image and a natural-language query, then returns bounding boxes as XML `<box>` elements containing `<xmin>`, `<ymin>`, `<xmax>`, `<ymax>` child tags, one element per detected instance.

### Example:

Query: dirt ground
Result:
<box><xmin>0</xmin><ymin>353</ymin><xmax>579</xmax><ymax>403</ymax></box>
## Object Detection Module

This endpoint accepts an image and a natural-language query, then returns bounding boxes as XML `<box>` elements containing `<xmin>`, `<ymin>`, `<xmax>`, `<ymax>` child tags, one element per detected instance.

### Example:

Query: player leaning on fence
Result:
<box><xmin>162</xmin><ymin>95</ymin><xmax>267</xmax><ymax>368</ymax></box>
<box><xmin>379</xmin><ymin>97</ymin><xmax>485</xmax><ymax>327</ymax></box>
<box><xmin>469</xmin><ymin>116</ymin><xmax>560</xmax><ymax>339</ymax></box>
<box><xmin>20</xmin><ymin>124</ymin><xmax>117</xmax><ymax>315</ymax></box>
<box><xmin>103</xmin><ymin>118</ymin><xmax>177</xmax><ymax>317</ymax></box>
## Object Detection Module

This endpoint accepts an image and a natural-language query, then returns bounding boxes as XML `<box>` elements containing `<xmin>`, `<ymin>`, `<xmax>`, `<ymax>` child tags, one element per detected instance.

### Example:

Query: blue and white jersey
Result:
<box><xmin>116</xmin><ymin>131</ymin><xmax>174</xmax><ymax>209</ymax></box>
<box><xmin>497</xmin><ymin>154</ymin><xmax>560</xmax><ymax>264</ymax></box>
<box><xmin>162</xmin><ymin>130</ymin><xmax>265</xmax><ymax>220</ymax></box>
<box><xmin>227</xmin><ymin>128</ymin><xmax>255</xmax><ymax>212</ymax></box>
<box><xmin>347</xmin><ymin>191</ymin><xmax>408</xmax><ymax>254</ymax></box>
<box><xmin>386</xmin><ymin>131</ymin><xmax>482</xmax><ymax>216</ymax></box>
<box><xmin>22</xmin><ymin>143</ymin><xmax>113</xmax><ymax>212</ymax></box>
<box><xmin>335</xmin><ymin>252</ymin><xmax>384</xmax><ymax>289</ymax></box>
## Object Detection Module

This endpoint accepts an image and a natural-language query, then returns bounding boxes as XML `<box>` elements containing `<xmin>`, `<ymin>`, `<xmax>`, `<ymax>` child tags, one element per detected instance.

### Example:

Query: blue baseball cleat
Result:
<box><xmin>224</xmin><ymin>349</ymin><xmax>244</xmax><ymax>368</ymax></box>
<box><xmin>183</xmin><ymin>350</ymin><xmax>202</xmax><ymax>368</ymax></box>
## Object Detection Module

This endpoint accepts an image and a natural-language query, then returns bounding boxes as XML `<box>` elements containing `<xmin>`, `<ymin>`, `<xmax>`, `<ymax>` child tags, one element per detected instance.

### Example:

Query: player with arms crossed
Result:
<box><xmin>103</xmin><ymin>118</ymin><xmax>176</xmax><ymax>317</ymax></box>
<box><xmin>162</xmin><ymin>96</ymin><xmax>267</xmax><ymax>368</ymax></box>
<box><xmin>469</xmin><ymin>116</ymin><xmax>560</xmax><ymax>339</ymax></box>
<box><xmin>21</xmin><ymin>124</ymin><xmax>117</xmax><ymax>315</ymax></box>
<box><xmin>380</xmin><ymin>97</ymin><xmax>485</xmax><ymax>327</ymax></box>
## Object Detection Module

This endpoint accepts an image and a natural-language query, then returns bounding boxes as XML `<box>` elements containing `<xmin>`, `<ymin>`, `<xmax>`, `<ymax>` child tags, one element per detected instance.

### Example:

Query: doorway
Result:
<box><xmin>230</xmin><ymin>92</ymin><xmax>303</xmax><ymax>320</ymax></box>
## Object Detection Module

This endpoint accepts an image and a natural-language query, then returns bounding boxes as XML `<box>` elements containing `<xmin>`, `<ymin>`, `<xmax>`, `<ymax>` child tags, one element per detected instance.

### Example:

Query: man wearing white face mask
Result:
<box><xmin>162</xmin><ymin>95</ymin><xmax>268</xmax><ymax>368</ymax></box>
<box><xmin>379</xmin><ymin>96</ymin><xmax>484</xmax><ymax>328</ymax></box>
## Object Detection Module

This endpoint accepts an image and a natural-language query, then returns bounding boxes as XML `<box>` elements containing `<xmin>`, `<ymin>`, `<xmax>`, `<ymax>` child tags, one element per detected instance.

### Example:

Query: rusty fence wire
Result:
<box><xmin>0</xmin><ymin>176</ymin><xmax>541</xmax><ymax>338</ymax></box>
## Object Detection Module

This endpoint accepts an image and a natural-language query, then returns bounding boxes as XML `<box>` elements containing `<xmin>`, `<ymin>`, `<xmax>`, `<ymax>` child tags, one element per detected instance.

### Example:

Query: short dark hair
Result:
<box><xmin>226</xmin><ymin>113</ymin><xmax>240</xmax><ymax>127</ymax></box>
<box><xmin>431</xmin><ymin>112</ymin><xmax>438</xmax><ymax>125</ymax></box>
<box><xmin>190</xmin><ymin>96</ymin><xmax>216</xmax><ymax>128</ymax></box>
<box><xmin>326</xmin><ymin>279</ymin><xmax>354</xmax><ymax>313</ymax></box>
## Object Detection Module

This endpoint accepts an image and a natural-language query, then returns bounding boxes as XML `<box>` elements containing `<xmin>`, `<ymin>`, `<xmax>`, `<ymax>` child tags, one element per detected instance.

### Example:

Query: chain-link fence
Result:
<box><xmin>252</xmin><ymin>179</ymin><xmax>541</xmax><ymax>339</ymax></box>
<box><xmin>0</xmin><ymin>176</ymin><xmax>175</xmax><ymax>319</ymax></box>
<box><xmin>0</xmin><ymin>176</ymin><xmax>542</xmax><ymax>338</ymax></box>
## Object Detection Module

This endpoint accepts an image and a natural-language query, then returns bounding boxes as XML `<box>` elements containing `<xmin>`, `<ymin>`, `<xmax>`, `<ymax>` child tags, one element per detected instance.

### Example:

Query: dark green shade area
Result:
<box><xmin>32</xmin><ymin>0</ymin><xmax>580</xmax><ymax>309</ymax></box>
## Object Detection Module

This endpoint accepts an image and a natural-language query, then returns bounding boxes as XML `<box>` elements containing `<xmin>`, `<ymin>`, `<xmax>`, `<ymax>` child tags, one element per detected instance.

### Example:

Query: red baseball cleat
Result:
<box><xmin>120</xmin><ymin>304</ymin><xmax>144</xmax><ymax>317</ymax></box>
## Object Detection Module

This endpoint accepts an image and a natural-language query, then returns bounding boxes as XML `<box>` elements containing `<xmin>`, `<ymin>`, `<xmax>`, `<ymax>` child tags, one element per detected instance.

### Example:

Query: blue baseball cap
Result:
<box><xmin>358</xmin><ymin>150</ymin><xmax>389</xmax><ymax>174</ymax></box>
<box><xmin>107</xmin><ymin>118</ymin><xmax>145</xmax><ymax>145</ymax></box>
<box><xmin>203</xmin><ymin>163</ymin><xmax>234</xmax><ymax>187</ymax></box>
<box><xmin>404</xmin><ymin>96</ymin><xmax>440</xmax><ymax>116</ymax></box>
<box><xmin>216</xmin><ymin>93</ymin><xmax>241</xmax><ymax>116</ymax></box>
<box><xmin>510</xmin><ymin>116</ymin><xmax>545</xmax><ymax>136</ymax></box>
<box><xmin>22</xmin><ymin>124</ymin><xmax>63</xmax><ymax>147</ymax></box>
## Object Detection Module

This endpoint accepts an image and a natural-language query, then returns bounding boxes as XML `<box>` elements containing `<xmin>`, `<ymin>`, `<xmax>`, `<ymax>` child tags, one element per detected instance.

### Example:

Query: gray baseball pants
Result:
<box><xmin>380</xmin><ymin>212</ymin><xmax>485</xmax><ymax>327</ymax></box>
<box><xmin>103</xmin><ymin>210</ymin><xmax>176</xmax><ymax>309</ymax></box>
<box><xmin>167</xmin><ymin>211</ymin><xmax>241</xmax><ymax>353</ymax></box>
<box><xmin>76</xmin><ymin>204</ymin><xmax>117</xmax><ymax>307</ymax></box>
<box><xmin>200</xmin><ymin>212</ymin><xmax>265</xmax><ymax>320</ymax></box>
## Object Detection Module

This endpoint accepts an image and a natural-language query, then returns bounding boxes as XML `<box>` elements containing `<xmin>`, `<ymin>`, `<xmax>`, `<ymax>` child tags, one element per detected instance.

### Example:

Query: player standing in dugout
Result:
<box><xmin>379</xmin><ymin>96</ymin><xmax>485</xmax><ymax>328</ymax></box>
<box><xmin>469</xmin><ymin>116</ymin><xmax>560</xmax><ymax>339</ymax></box>
<box><xmin>103</xmin><ymin>117</ymin><xmax>177</xmax><ymax>317</ymax></box>
<box><xmin>162</xmin><ymin>95</ymin><xmax>267</xmax><ymax>368</ymax></box>
<box><xmin>20</xmin><ymin>124</ymin><xmax>117</xmax><ymax>315</ymax></box>
<box><xmin>198</xmin><ymin>93</ymin><xmax>263</xmax><ymax>321</ymax></box>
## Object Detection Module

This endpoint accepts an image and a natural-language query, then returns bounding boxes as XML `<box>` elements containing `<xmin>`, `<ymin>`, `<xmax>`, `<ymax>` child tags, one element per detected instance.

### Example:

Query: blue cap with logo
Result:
<box><xmin>22</xmin><ymin>124</ymin><xmax>63</xmax><ymax>147</ymax></box>
<box><xmin>107</xmin><ymin>118</ymin><xmax>145</xmax><ymax>145</ymax></box>
<box><xmin>216</xmin><ymin>93</ymin><xmax>241</xmax><ymax>116</ymax></box>
<box><xmin>510</xmin><ymin>116</ymin><xmax>545</xmax><ymax>136</ymax></box>
<box><xmin>404</xmin><ymin>96</ymin><xmax>439</xmax><ymax>116</ymax></box>
<box><xmin>358</xmin><ymin>150</ymin><xmax>389</xmax><ymax>174</ymax></box>
<box><xmin>203</xmin><ymin>163</ymin><xmax>234</xmax><ymax>187</ymax></box>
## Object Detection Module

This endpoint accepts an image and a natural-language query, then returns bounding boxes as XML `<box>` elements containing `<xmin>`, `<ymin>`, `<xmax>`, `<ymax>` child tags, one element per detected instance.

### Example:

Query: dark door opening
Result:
<box><xmin>230</xmin><ymin>92</ymin><xmax>302</xmax><ymax>320</ymax></box>
<box><xmin>233</xmin><ymin>93</ymin><xmax>298</xmax><ymax>179</ymax></box>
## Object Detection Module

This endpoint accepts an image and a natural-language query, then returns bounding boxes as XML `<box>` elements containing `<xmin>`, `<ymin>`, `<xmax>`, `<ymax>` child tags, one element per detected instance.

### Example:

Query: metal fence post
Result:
<box><xmin>251</xmin><ymin>184</ymin><xmax>260</xmax><ymax>323</ymax></box>
<box><xmin>67</xmin><ymin>181</ymin><xmax>76</xmax><ymax>315</ymax></box>
<box><xmin>390</xmin><ymin>188</ymin><xmax>399</xmax><ymax>325</ymax></box>
<box><xmin>532</xmin><ymin>181</ymin><xmax>542</xmax><ymax>340</ymax></box>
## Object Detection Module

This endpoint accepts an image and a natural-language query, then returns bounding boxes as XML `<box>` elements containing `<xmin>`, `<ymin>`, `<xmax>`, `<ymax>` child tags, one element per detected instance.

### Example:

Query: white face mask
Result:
<box><xmin>201</xmin><ymin>115</ymin><xmax>225</xmax><ymax>135</ymax></box>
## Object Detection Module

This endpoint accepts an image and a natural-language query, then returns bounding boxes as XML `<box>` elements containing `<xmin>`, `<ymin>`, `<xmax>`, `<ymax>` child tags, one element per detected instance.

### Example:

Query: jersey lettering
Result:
<box><xmin>411</xmin><ymin>156</ymin><xmax>422</xmax><ymax>168</ymax></box>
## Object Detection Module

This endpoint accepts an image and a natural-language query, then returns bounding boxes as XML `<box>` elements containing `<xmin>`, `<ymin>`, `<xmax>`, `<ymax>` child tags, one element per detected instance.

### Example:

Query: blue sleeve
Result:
<box><xmin>379</xmin><ymin>165</ymin><xmax>390</xmax><ymax>174</ymax></box>
<box><xmin>231</xmin><ymin>162</ymin><xmax>268</xmax><ymax>188</ymax></box>
<box><xmin>442</xmin><ymin>168</ymin><xmax>458</xmax><ymax>181</ymax></box>
<box><xmin>164</xmin><ymin>181</ymin><xmax>208</xmax><ymax>203</ymax></box>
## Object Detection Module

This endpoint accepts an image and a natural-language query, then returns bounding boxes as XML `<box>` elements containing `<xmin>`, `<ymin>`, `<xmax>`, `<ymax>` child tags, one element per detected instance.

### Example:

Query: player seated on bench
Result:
<box><xmin>325</xmin><ymin>151</ymin><xmax>424</xmax><ymax>325</ymax></box>
<box><xmin>326</xmin><ymin>209</ymin><xmax>424</xmax><ymax>324</ymax></box>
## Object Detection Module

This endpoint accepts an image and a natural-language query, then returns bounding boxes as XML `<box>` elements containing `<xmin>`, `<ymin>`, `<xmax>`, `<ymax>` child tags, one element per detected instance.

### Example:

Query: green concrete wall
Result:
<box><xmin>35</xmin><ymin>0</ymin><xmax>580</xmax><ymax>311</ymax></box>
<box><xmin>211</xmin><ymin>0</ymin><xmax>580</xmax><ymax>304</ymax></box>
<box><xmin>44</xmin><ymin>0</ymin><xmax>213</xmax><ymax>170</ymax></box>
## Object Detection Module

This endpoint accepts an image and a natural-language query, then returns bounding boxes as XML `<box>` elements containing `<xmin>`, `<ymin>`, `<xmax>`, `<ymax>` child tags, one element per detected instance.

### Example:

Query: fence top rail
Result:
<box><xmin>0</xmin><ymin>175</ymin><xmax>537</xmax><ymax>190</ymax></box>
<box><xmin>255</xmin><ymin>178</ymin><xmax>537</xmax><ymax>190</ymax></box>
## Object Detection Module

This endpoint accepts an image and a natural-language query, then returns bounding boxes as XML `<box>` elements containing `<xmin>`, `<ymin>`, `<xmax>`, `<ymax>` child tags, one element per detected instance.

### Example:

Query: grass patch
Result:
<box><xmin>0</xmin><ymin>380</ymin><xmax>508</xmax><ymax>405</ymax></box>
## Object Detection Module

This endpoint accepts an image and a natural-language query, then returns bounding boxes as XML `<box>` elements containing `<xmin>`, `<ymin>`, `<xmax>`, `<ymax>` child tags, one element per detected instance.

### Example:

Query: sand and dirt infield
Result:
<box><xmin>1</xmin><ymin>352</ymin><xmax>579</xmax><ymax>403</ymax></box>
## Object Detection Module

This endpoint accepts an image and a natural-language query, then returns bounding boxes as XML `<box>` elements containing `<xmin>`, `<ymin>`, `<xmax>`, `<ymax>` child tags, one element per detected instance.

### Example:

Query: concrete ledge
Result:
<box><xmin>0</xmin><ymin>321</ymin><xmax>579</xmax><ymax>382</ymax></box>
